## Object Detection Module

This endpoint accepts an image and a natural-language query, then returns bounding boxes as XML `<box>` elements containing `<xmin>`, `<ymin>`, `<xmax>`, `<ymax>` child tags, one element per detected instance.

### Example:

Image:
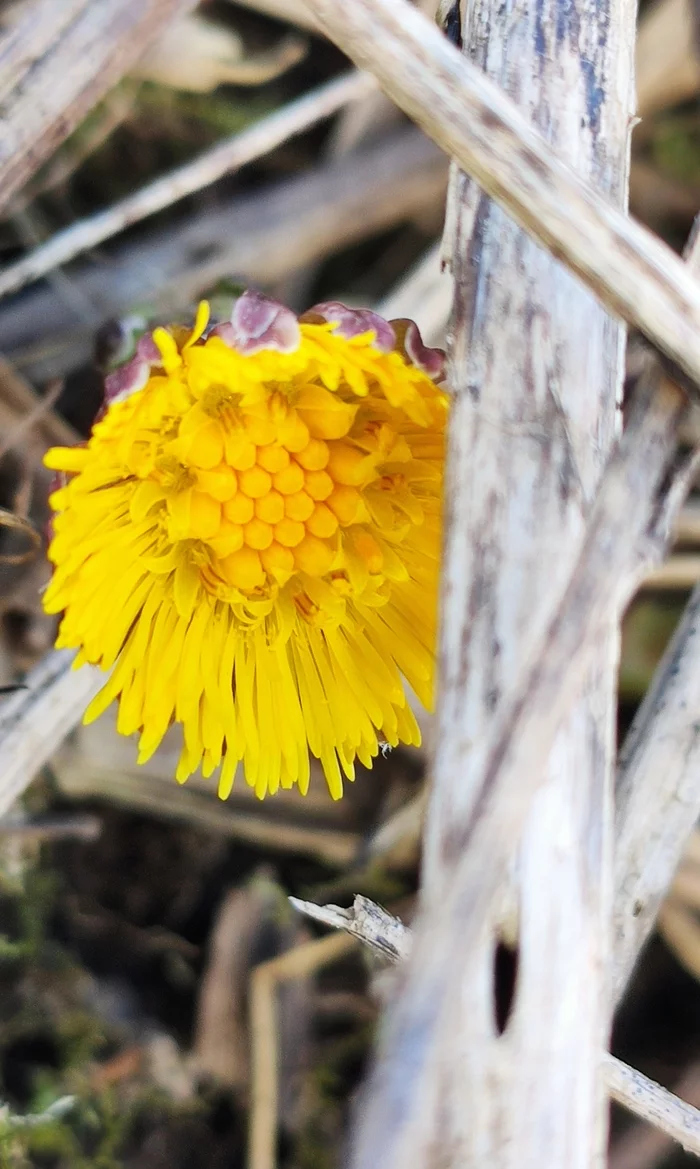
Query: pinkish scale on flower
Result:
<box><xmin>103</xmin><ymin>332</ymin><xmax>161</xmax><ymax>407</ymax></box>
<box><xmin>99</xmin><ymin>294</ymin><xmax>445</xmax><ymax>430</ymax></box>
<box><xmin>390</xmin><ymin>318</ymin><xmax>446</xmax><ymax>381</ymax></box>
<box><xmin>211</xmin><ymin>289</ymin><xmax>301</xmax><ymax>355</ymax></box>
<box><xmin>303</xmin><ymin>301</ymin><xmax>396</xmax><ymax>353</ymax></box>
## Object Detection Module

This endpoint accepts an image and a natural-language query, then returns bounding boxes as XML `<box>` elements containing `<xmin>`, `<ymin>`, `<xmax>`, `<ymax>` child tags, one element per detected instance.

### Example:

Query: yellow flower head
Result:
<box><xmin>43</xmin><ymin>292</ymin><xmax>447</xmax><ymax>799</ymax></box>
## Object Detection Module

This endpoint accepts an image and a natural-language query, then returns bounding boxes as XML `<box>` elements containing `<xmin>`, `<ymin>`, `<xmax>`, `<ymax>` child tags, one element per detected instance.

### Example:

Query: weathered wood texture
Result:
<box><xmin>0</xmin><ymin>71</ymin><xmax>377</xmax><ymax>300</ymax></box>
<box><xmin>0</xmin><ymin>650</ymin><xmax>103</xmax><ymax>819</ymax></box>
<box><xmin>343</xmin><ymin>371</ymin><xmax>687</xmax><ymax>1169</ymax></box>
<box><xmin>426</xmin><ymin>0</ymin><xmax>633</xmax><ymax>1161</ymax></box>
<box><xmin>605</xmin><ymin>1052</ymin><xmax>700</xmax><ymax>1157</ymax></box>
<box><xmin>0</xmin><ymin>130</ymin><xmax>446</xmax><ymax>382</ymax></box>
<box><xmin>0</xmin><ymin>0</ymin><xmax>197</xmax><ymax>213</ymax></box>
<box><xmin>290</xmin><ymin>895</ymin><xmax>700</xmax><ymax>1159</ymax></box>
<box><xmin>302</xmin><ymin>2</ymin><xmax>643</xmax><ymax>1167</ymax></box>
<box><xmin>614</xmin><ymin>582</ymin><xmax>700</xmax><ymax>998</ymax></box>
<box><xmin>303</xmin><ymin>0</ymin><xmax>700</xmax><ymax>391</ymax></box>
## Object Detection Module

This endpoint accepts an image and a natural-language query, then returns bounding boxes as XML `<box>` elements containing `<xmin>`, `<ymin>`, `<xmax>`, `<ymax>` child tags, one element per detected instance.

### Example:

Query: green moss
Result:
<box><xmin>649</xmin><ymin>112</ymin><xmax>700</xmax><ymax>185</ymax></box>
<box><xmin>134</xmin><ymin>83</ymin><xmax>274</xmax><ymax>140</ymax></box>
<box><xmin>620</xmin><ymin>596</ymin><xmax>683</xmax><ymax>702</ymax></box>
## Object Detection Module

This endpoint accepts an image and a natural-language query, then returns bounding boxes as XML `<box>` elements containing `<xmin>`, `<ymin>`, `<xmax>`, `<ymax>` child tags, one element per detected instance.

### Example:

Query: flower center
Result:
<box><xmin>199</xmin><ymin>383</ymin><xmax>242</xmax><ymax>417</ymax></box>
<box><xmin>134</xmin><ymin>369</ymin><xmax>421</xmax><ymax>613</ymax></box>
<box><xmin>155</xmin><ymin>454</ymin><xmax>195</xmax><ymax>492</ymax></box>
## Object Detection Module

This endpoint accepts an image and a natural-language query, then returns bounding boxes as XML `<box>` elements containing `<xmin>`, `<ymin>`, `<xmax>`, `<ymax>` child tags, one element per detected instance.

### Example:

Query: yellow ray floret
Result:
<box><xmin>43</xmin><ymin>292</ymin><xmax>447</xmax><ymax>799</ymax></box>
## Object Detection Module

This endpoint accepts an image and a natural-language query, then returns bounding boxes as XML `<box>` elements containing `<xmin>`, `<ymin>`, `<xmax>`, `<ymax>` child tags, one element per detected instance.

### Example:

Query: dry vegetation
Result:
<box><xmin>3</xmin><ymin>0</ymin><xmax>700</xmax><ymax>1166</ymax></box>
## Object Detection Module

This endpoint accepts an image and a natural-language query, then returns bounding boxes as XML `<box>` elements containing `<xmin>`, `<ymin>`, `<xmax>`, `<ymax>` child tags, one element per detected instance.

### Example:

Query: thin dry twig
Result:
<box><xmin>0</xmin><ymin>355</ymin><xmax>78</xmax><ymax>448</ymax></box>
<box><xmin>0</xmin><ymin>0</ymin><xmax>198</xmax><ymax>214</ymax></box>
<box><xmin>52</xmin><ymin>744</ymin><xmax>362</xmax><ymax>867</ymax></box>
<box><xmin>8</xmin><ymin>87</ymin><xmax>139</xmax><ymax>218</ymax></box>
<box><xmin>289</xmin><ymin>895</ymin><xmax>412</xmax><ymax>962</ymax></box>
<box><xmin>0</xmin><ymin>380</ymin><xmax>63</xmax><ymax>463</ymax></box>
<box><xmin>249</xmin><ymin>932</ymin><xmax>355</xmax><ymax>1169</ymax></box>
<box><xmin>291</xmin><ymin>895</ymin><xmax>700</xmax><ymax>1159</ymax></box>
<box><xmin>192</xmin><ymin>876</ymin><xmax>296</xmax><ymax>1092</ymax></box>
<box><xmin>0</xmin><ymin>71</ymin><xmax>377</xmax><ymax>300</ymax></box>
<box><xmin>0</xmin><ymin>508</ymin><xmax>40</xmax><ymax>565</ymax></box>
<box><xmin>0</xmin><ymin>813</ymin><xmax>101</xmax><ymax>843</ymax></box>
<box><xmin>0</xmin><ymin>650</ymin><xmax>103</xmax><ymax>820</ymax></box>
<box><xmin>0</xmin><ymin>129</ymin><xmax>446</xmax><ymax>381</ymax></box>
<box><xmin>606</xmin><ymin>1054</ymin><xmax>700</xmax><ymax>1159</ymax></box>
<box><xmin>614</xmin><ymin>579</ymin><xmax>700</xmax><ymax>996</ymax></box>
<box><xmin>609</xmin><ymin>1063</ymin><xmax>700</xmax><ymax>1169</ymax></box>
<box><xmin>304</xmin><ymin>0</ymin><xmax>700</xmax><ymax>393</ymax></box>
<box><xmin>642</xmin><ymin>556</ymin><xmax>700</xmax><ymax>588</ymax></box>
<box><xmin>0</xmin><ymin>3</ymin><xmax>84</xmax><ymax>94</ymax></box>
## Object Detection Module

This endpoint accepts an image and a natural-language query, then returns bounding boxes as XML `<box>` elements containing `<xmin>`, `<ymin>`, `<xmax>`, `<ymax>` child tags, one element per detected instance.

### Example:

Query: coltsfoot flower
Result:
<box><xmin>43</xmin><ymin>292</ymin><xmax>447</xmax><ymax>799</ymax></box>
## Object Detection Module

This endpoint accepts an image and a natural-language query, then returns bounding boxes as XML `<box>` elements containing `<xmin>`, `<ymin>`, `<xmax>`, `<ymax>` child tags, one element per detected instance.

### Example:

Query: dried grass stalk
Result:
<box><xmin>304</xmin><ymin>0</ymin><xmax>700</xmax><ymax>391</ymax></box>
<box><xmin>0</xmin><ymin>0</ymin><xmax>198</xmax><ymax>213</ymax></box>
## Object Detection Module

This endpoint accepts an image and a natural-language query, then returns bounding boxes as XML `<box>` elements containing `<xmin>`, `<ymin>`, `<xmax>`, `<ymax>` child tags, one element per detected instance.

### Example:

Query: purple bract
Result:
<box><xmin>389</xmin><ymin>318</ymin><xmax>446</xmax><ymax>381</ymax></box>
<box><xmin>103</xmin><ymin>332</ymin><xmax>161</xmax><ymax>407</ymax></box>
<box><xmin>303</xmin><ymin>301</ymin><xmax>396</xmax><ymax>353</ymax></box>
<box><xmin>211</xmin><ymin>290</ymin><xmax>301</xmax><ymax>355</ymax></box>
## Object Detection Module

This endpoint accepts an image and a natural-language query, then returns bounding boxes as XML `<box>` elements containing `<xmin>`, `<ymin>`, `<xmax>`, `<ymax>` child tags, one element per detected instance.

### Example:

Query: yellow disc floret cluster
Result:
<box><xmin>43</xmin><ymin>292</ymin><xmax>447</xmax><ymax>799</ymax></box>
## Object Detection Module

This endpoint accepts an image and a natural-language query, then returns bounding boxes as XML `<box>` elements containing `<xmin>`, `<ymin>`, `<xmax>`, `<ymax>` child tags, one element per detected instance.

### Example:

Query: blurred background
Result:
<box><xmin>1</xmin><ymin>0</ymin><xmax>700</xmax><ymax>1165</ymax></box>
